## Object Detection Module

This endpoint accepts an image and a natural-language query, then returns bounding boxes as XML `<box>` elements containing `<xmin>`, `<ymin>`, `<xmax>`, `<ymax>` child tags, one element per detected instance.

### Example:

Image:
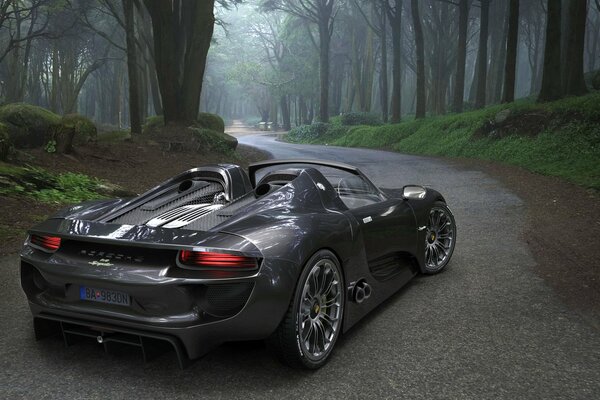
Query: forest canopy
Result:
<box><xmin>0</xmin><ymin>0</ymin><xmax>598</xmax><ymax>132</ymax></box>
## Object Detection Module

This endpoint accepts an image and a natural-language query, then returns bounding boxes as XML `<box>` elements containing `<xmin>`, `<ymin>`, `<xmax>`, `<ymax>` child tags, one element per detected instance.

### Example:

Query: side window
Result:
<box><xmin>333</xmin><ymin>175</ymin><xmax>383</xmax><ymax>209</ymax></box>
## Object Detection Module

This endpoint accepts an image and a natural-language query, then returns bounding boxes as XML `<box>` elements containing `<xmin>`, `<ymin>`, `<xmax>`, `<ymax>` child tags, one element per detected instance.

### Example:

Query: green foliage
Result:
<box><xmin>0</xmin><ymin>103</ymin><xmax>61</xmax><ymax>148</ymax></box>
<box><xmin>61</xmin><ymin>114</ymin><xmax>98</xmax><ymax>143</ymax></box>
<box><xmin>287</xmin><ymin>122</ymin><xmax>331</xmax><ymax>142</ymax></box>
<box><xmin>290</xmin><ymin>92</ymin><xmax>600</xmax><ymax>190</ymax></box>
<box><xmin>0</xmin><ymin>164</ymin><xmax>108</xmax><ymax>204</ymax></box>
<box><xmin>197</xmin><ymin>112</ymin><xmax>225</xmax><ymax>133</ymax></box>
<box><xmin>44</xmin><ymin>140</ymin><xmax>57</xmax><ymax>153</ymax></box>
<box><xmin>340</xmin><ymin>112</ymin><xmax>382</xmax><ymax>126</ymax></box>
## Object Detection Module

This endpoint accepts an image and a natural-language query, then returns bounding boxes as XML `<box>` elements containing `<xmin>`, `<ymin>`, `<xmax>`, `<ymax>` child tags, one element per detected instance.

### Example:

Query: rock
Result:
<box><xmin>0</xmin><ymin>103</ymin><xmax>61</xmax><ymax>148</ymax></box>
<box><xmin>495</xmin><ymin>109</ymin><xmax>511</xmax><ymax>124</ymax></box>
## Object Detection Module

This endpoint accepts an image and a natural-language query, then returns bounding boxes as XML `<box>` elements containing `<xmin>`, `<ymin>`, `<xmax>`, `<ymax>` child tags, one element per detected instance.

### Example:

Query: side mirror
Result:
<box><xmin>402</xmin><ymin>185</ymin><xmax>427</xmax><ymax>200</ymax></box>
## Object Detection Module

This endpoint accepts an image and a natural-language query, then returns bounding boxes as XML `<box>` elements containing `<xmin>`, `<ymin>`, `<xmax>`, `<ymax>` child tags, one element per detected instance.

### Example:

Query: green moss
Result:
<box><xmin>61</xmin><ymin>114</ymin><xmax>97</xmax><ymax>143</ymax></box>
<box><xmin>190</xmin><ymin>127</ymin><xmax>237</xmax><ymax>152</ymax></box>
<box><xmin>290</xmin><ymin>92</ymin><xmax>600</xmax><ymax>190</ymax></box>
<box><xmin>0</xmin><ymin>103</ymin><xmax>61</xmax><ymax>148</ymax></box>
<box><xmin>197</xmin><ymin>112</ymin><xmax>225</xmax><ymax>133</ymax></box>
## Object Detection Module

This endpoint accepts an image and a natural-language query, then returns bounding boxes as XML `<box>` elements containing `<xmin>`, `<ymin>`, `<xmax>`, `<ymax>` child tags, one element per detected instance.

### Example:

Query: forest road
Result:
<box><xmin>1</xmin><ymin>131</ymin><xmax>599</xmax><ymax>399</ymax></box>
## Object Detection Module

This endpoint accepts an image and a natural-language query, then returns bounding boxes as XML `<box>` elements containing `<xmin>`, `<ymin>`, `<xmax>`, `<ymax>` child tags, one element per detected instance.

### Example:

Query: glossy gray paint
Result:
<box><xmin>20</xmin><ymin>160</ymin><xmax>448</xmax><ymax>365</ymax></box>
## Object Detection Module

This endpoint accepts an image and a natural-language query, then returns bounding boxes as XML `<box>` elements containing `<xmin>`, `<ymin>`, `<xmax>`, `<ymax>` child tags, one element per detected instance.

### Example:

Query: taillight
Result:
<box><xmin>178</xmin><ymin>250</ymin><xmax>257</xmax><ymax>269</ymax></box>
<box><xmin>30</xmin><ymin>235</ymin><xmax>61</xmax><ymax>252</ymax></box>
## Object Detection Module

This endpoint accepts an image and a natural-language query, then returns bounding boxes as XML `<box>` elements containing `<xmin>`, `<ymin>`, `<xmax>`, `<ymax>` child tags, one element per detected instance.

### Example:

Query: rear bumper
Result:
<box><xmin>21</xmin><ymin>254</ymin><xmax>299</xmax><ymax>366</ymax></box>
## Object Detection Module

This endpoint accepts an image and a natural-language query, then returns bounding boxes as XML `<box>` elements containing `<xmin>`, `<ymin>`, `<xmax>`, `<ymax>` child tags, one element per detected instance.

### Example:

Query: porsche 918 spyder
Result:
<box><xmin>20</xmin><ymin>159</ymin><xmax>456</xmax><ymax>369</ymax></box>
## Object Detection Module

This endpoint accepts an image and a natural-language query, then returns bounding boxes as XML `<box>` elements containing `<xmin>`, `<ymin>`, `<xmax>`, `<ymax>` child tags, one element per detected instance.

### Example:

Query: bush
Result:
<box><xmin>190</xmin><ymin>127</ymin><xmax>237</xmax><ymax>152</ymax></box>
<box><xmin>340</xmin><ymin>112</ymin><xmax>382</xmax><ymax>126</ymax></box>
<box><xmin>0</xmin><ymin>103</ymin><xmax>61</xmax><ymax>148</ymax></box>
<box><xmin>288</xmin><ymin>122</ymin><xmax>330</xmax><ymax>142</ymax></box>
<box><xmin>60</xmin><ymin>114</ymin><xmax>97</xmax><ymax>144</ymax></box>
<box><xmin>197</xmin><ymin>112</ymin><xmax>225</xmax><ymax>133</ymax></box>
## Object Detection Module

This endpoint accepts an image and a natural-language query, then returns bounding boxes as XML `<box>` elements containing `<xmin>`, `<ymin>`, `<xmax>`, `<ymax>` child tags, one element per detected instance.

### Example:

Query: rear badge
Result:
<box><xmin>363</xmin><ymin>216</ymin><xmax>373</xmax><ymax>224</ymax></box>
<box><xmin>88</xmin><ymin>258</ymin><xmax>113</xmax><ymax>267</ymax></box>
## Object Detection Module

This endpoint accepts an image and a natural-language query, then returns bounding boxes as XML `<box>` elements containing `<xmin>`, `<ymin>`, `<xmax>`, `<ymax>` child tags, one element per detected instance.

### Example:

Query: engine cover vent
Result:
<box><xmin>162</xmin><ymin>204</ymin><xmax>224</xmax><ymax>229</ymax></box>
<box><xmin>146</xmin><ymin>204</ymin><xmax>210</xmax><ymax>228</ymax></box>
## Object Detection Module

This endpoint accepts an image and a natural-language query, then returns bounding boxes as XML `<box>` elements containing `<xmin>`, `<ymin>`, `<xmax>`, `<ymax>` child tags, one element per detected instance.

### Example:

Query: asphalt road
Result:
<box><xmin>2</xmin><ymin>133</ymin><xmax>599</xmax><ymax>399</ymax></box>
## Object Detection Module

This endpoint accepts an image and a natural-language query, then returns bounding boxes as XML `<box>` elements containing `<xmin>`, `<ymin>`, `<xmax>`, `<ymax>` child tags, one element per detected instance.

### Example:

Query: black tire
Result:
<box><xmin>423</xmin><ymin>201</ymin><xmax>456</xmax><ymax>274</ymax></box>
<box><xmin>267</xmin><ymin>249</ymin><xmax>345</xmax><ymax>369</ymax></box>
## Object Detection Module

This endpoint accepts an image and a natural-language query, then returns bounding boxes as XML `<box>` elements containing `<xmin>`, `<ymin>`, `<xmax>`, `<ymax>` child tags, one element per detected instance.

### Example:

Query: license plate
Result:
<box><xmin>80</xmin><ymin>286</ymin><xmax>130</xmax><ymax>306</ymax></box>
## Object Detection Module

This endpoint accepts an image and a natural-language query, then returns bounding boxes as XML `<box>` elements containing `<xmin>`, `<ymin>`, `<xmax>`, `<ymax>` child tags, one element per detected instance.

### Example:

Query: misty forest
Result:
<box><xmin>0</xmin><ymin>1</ymin><xmax>598</xmax><ymax>129</ymax></box>
<box><xmin>0</xmin><ymin>0</ymin><xmax>599</xmax><ymax>249</ymax></box>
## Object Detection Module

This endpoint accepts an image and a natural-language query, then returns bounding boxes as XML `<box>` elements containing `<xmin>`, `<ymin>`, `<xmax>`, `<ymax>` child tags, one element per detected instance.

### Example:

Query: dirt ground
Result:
<box><xmin>449</xmin><ymin>157</ymin><xmax>600</xmax><ymax>329</ymax></box>
<box><xmin>0</xmin><ymin>138</ymin><xmax>269</xmax><ymax>255</ymax></box>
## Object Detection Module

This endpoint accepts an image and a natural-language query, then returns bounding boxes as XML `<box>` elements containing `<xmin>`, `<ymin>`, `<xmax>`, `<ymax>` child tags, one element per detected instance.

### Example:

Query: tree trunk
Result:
<box><xmin>411</xmin><ymin>0</ymin><xmax>425</xmax><ymax>118</ymax></box>
<box><xmin>452</xmin><ymin>0</ymin><xmax>469</xmax><ymax>113</ymax></box>
<box><xmin>388</xmin><ymin>1</ymin><xmax>403</xmax><ymax>123</ymax></box>
<box><xmin>564</xmin><ymin>0</ymin><xmax>588</xmax><ymax>96</ymax></box>
<box><xmin>380</xmin><ymin>5</ymin><xmax>389</xmax><ymax>122</ymax></box>
<box><xmin>538</xmin><ymin>0</ymin><xmax>563</xmax><ymax>102</ymax></box>
<box><xmin>123</xmin><ymin>0</ymin><xmax>142</xmax><ymax>134</ymax></box>
<box><xmin>475</xmin><ymin>0</ymin><xmax>490</xmax><ymax>109</ymax></box>
<box><xmin>317</xmin><ymin>18</ymin><xmax>331</xmax><ymax>122</ymax></box>
<box><xmin>143</xmin><ymin>0</ymin><xmax>215</xmax><ymax>124</ymax></box>
<box><xmin>502</xmin><ymin>0</ymin><xmax>520</xmax><ymax>103</ymax></box>
<box><xmin>280</xmin><ymin>94</ymin><xmax>291</xmax><ymax>130</ymax></box>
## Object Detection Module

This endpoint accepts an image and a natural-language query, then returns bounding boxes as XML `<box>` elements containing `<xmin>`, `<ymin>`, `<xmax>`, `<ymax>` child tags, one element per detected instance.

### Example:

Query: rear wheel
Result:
<box><xmin>267</xmin><ymin>250</ymin><xmax>344</xmax><ymax>369</ymax></box>
<box><xmin>424</xmin><ymin>202</ymin><xmax>456</xmax><ymax>274</ymax></box>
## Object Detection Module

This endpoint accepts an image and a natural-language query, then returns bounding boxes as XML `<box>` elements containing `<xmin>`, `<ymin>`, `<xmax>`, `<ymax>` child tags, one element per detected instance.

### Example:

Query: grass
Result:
<box><xmin>0</xmin><ymin>163</ymin><xmax>108</xmax><ymax>204</ymax></box>
<box><xmin>287</xmin><ymin>93</ymin><xmax>600</xmax><ymax>190</ymax></box>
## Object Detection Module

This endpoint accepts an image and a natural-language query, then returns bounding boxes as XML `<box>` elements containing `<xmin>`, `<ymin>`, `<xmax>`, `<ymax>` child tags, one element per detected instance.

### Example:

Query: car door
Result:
<box><xmin>347</xmin><ymin>198</ymin><xmax>418</xmax><ymax>281</ymax></box>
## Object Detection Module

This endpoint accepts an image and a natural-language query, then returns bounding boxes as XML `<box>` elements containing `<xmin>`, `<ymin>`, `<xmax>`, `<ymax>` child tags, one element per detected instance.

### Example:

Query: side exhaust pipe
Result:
<box><xmin>349</xmin><ymin>279</ymin><xmax>372</xmax><ymax>304</ymax></box>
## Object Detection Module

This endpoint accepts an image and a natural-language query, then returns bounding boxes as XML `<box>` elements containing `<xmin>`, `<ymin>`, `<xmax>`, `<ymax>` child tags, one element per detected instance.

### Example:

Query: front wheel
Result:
<box><xmin>423</xmin><ymin>202</ymin><xmax>456</xmax><ymax>274</ymax></box>
<box><xmin>267</xmin><ymin>250</ymin><xmax>345</xmax><ymax>369</ymax></box>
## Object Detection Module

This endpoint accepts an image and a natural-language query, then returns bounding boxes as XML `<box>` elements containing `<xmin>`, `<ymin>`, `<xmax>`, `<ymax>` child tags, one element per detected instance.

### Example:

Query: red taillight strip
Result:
<box><xmin>179</xmin><ymin>250</ymin><xmax>257</xmax><ymax>268</ymax></box>
<box><xmin>30</xmin><ymin>235</ymin><xmax>62</xmax><ymax>252</ymax></box>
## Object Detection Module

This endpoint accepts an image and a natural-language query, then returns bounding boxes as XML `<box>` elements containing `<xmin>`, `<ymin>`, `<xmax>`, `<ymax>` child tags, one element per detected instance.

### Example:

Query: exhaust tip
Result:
<box><xmin>350</xmin><ymin>279</ymin><xmax>372</xmax><ymax>304</ymax></box>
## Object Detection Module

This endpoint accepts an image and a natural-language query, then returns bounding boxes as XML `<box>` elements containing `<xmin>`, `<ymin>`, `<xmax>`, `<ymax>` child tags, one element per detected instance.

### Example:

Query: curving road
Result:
<box><xmin>1</xmin><ymin>131</ymin><xmax>599</xmax><ymax>399</ymax></box>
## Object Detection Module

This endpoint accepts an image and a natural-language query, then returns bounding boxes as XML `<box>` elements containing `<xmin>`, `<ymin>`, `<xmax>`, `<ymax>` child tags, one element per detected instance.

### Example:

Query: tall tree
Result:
<box><xmin>410</xmin><ymin>0</ymin><xmax>424</xmax><ymax>118</ymax></box>
<box><xmin>538</xmin><ymin>0</ymin><xmax>562</xmax><ymax>102</ymax></box>
<box><xmin>475</xmin><ymin>0</ymin><xmax>490</xmax><ymax>109</ymax></box>
<box><xmin>262</xmin><ymin>0</ymin><xmax>336</xmax><ymax>123</ymax></box>
<box><xmin>143</xmin><ymin>0</ymin><xmax>215</xmax><ymax>124</ymax></box>
<box><xmin>122</xmin><ymin>0</ymin><xmax>141</xmax><ymax>134</ymax></box>
<box><xmin>384</xmin><ymin>0</ymin><xmax>403</xmax><ymax>123</ymax></box>
<box><xmin>452</xmin><ymin>0</ymin><xmax>469</xmax><ymax>113</ymax></box>
<box><xmin>502</xmin><ymin>0</ymin><xmax>519</xmax><ymax>103</ymax></box>
<box><xmin>564</xmin><ymin>0</ymin><xmax>588</xmax><ymax>96</ymax></box>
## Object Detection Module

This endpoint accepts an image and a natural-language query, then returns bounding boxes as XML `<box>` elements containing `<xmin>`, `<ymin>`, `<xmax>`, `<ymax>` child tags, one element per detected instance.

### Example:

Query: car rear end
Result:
<box><xmin>20</xmin><ymin>219</ymin><xmax>296</xmax><ymax>368</ymax></box>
